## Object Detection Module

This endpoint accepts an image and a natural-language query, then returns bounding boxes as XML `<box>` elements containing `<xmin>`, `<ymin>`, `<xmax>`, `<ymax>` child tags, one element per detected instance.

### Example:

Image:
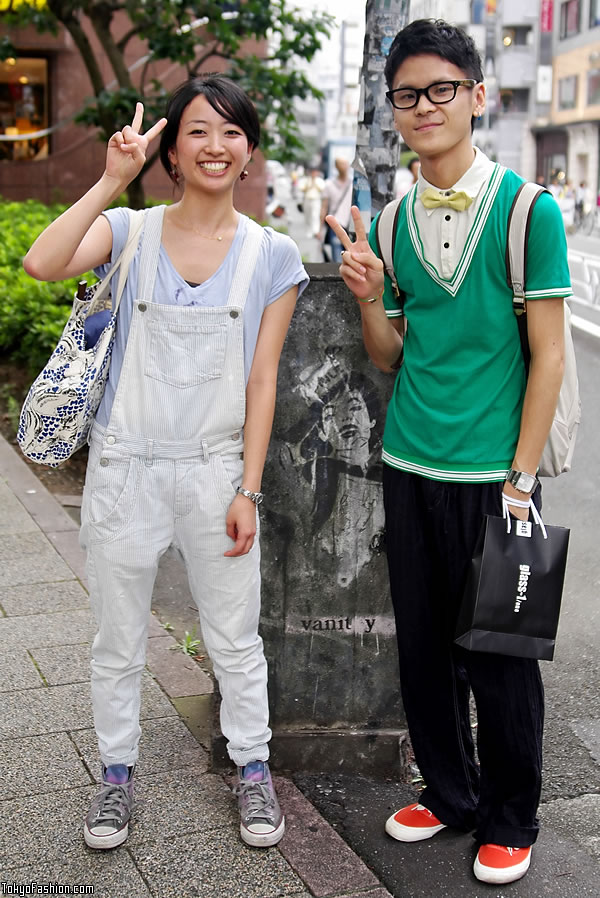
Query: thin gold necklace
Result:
<box><xmin>172</xmin><ymin>213</ymin><xmax>231</xmax><ymax>241</ymax></box>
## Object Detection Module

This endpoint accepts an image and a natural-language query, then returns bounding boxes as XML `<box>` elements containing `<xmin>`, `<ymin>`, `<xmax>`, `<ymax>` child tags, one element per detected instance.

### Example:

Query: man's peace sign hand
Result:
<box><xmin>105</xmin><ymin>102</ymin><xmax>168</xmax><ymax>188</ymax></box>
<box><xmin>325</xmin><ymin>205</ymin><xmax>385</xmax><ymax>302</ymax></box>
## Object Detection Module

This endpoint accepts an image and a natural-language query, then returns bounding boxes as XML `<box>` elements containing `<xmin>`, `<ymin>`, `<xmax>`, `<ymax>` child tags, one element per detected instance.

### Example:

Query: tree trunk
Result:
<box><xmin>126</xmin><ymin>174</ymin><xmax>146</xmax><ymax>210</ymax></box>
<box><xmin>354</xmin><ymin>0</ymin><xmax>409</xmax><ymax>215</ymax></box>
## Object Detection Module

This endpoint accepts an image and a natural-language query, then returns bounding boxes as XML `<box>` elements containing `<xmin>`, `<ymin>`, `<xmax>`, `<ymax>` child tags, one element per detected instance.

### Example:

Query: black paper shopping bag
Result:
<box><xmin>455</xmin><ymin>514</ymin><xmax>570</xmax><ymax>661</ymax></box>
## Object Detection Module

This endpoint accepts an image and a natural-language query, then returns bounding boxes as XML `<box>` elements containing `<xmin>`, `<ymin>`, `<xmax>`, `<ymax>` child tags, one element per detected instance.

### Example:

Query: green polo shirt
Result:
<box><xmin>369</xmin><ymin>166</ymin><xmax>573</xmax><ymax>483</ymax></box>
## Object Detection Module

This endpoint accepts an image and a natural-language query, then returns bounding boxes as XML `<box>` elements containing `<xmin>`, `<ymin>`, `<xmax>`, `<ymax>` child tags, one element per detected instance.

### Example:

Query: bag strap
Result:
<box><xmin>374</xmin><ymin>197</ymin><xmax>401</xmax><ymax>297</ymax></box>
<box><xmin>505</xmin><ymin>182</ymin><xmax>547</xmax><ymax>370</ymax></box>
<box><xmin>85</xmin><ymin>208</ymin><xmax>144</xmax><ymax>311</ymax></box>
<box><xmin>506</xmin><ymin>182</ymin><xmax>546</xmax><ymax>315</ymax></box>
<box><xmin>226</xmin><ymin>217</ymin><xmax>265</xmax><ymax>309</ymax></box>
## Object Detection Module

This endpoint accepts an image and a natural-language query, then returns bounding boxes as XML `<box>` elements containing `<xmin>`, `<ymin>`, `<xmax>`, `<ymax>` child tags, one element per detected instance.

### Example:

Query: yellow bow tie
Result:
<box><xmin>420</xmin><ymin>187</ymin><xmax>473</xmax><ymax>212</ymax></box>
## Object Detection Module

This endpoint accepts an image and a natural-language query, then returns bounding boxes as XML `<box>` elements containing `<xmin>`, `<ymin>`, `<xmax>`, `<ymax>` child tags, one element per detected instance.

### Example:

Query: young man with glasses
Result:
<box><xmin>327</xmin><ymin>18</ymin><xmax>571</xmax><ymax>886</ymax></box>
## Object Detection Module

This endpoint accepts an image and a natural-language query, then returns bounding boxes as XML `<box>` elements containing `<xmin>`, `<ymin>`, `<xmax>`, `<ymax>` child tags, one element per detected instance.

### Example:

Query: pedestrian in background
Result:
<box><xmin>320</xmin><ymin>157</ymin><xmax>353</xmax><ymax>262</ymax></box>
<box><xmin>327</xmin><ymin>18</ymin><xmax>570</xmax><ymax>887</ymax></box>
<box><xmin>394</xmin><ymin>155</ymin><xmax>420</xmax><ymax>198</ymax></box>
<box><xmin>24</xmin><ymin>74</ymin><xmax>308</xmax><ymax>852</ymax></box>
<box><xmin>300</xmin><ymin>167</ymin><xmax>325</xmax><ymax>238</ymax></box>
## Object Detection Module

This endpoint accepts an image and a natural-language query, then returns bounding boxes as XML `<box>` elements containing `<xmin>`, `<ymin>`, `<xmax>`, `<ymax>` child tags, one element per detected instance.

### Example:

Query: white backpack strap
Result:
<box><xmin>226</xmin><ymin>217</ymin><xmax>265</xmax><ymax>309</ymax></box>
<box><xmin>374</xmin><ymin>197</ymin><xmax>401</xmax><ymax>298</ymax></box>
<box><xmin>506</xmin><ymin>182</ymin><xmax>546</xmax><ymax>315</ymax></box>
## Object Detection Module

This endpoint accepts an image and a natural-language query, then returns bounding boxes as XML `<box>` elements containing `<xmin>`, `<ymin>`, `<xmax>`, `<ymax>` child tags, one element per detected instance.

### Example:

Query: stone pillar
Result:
<box><xmin>212</xmin><ymin>266</ymin><xmax>408</xmax><ymax>779</ymax></box>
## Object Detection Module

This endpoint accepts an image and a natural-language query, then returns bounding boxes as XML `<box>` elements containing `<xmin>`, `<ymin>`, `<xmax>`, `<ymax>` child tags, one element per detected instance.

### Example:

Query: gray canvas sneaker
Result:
<box><xmin>84</xmin><ymin>764</ymin><xmax>135</xmax><ymax>849</ymax></box>
<box><xmin>233</xmin><ymin>760</ymin><xmax>285</xmax><ymax>847</ymax></box>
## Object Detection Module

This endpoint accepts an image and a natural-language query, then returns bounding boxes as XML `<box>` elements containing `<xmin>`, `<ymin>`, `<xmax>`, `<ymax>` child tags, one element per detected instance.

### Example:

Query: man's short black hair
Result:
<box><xmin>384</xmin><ymin>19</ymin><xmax>484</xmax><ymax>89</ymax></box>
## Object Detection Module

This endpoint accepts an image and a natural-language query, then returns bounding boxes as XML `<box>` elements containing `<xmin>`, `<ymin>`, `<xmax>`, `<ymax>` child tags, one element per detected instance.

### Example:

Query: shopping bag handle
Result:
<box><xmin>502</xmin><ymin>495</ymin><xmax>548</xmax><ymax>539</ymax></box>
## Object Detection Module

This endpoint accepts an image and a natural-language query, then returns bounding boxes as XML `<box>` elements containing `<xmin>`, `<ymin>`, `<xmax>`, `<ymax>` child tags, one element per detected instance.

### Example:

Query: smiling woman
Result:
<box><xmin>21</xmin><ymin>73</ymin><xmax>309</xmax><ymax>856</ymax></box>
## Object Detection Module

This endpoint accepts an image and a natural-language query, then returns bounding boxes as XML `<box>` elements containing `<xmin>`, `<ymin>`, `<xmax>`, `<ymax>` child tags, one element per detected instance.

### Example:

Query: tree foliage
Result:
<box><xmin>1</xmin><ymin>0</ymin><xmax>333</xmax><ymax>205</ymax></box>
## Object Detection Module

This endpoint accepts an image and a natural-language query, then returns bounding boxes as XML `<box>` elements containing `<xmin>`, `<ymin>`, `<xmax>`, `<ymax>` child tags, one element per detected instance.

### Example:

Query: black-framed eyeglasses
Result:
<box><xmin>386</xmin><ymin>79</ymin><xmax>478</xmax><ymax>110</ymax></box>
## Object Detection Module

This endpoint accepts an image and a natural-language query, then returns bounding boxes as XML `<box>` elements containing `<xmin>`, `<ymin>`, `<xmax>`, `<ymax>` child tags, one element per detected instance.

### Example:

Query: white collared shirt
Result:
<box><xmin>415</xmin><ymin>146</ymin><xmax>495</xmax><ymax>279</ymax></box>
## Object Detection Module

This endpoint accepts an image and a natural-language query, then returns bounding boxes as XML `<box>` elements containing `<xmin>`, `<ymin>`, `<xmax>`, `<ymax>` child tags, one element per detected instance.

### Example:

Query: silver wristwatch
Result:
<box><xmin>236</xmin><ymin>486</ymin><xmax>264</xmax><ymax>505</ymax></box>
<box><xmin>505</xmin><ymin>469</ymin><xmax>539</xmax><ymax>494</ymax></box>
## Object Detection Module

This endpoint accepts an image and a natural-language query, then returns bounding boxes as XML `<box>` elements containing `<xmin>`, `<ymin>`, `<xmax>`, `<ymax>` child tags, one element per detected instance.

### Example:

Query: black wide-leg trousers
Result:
<box><xmin>382</xmin><ymin>466</ymin><xmax>544</xmax><ymax>847</ymax></box>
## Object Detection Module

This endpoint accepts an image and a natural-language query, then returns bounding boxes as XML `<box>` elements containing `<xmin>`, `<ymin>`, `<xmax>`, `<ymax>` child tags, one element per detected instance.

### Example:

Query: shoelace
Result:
<box><xmin>91</xmin><ymin>782</ymin><xmax>132</xmax><ymax>826</ymax></box>
<box><xmin>233</xmin><ymin>779</ymin><xmax>276</xmax><ymax>822</ymax></box>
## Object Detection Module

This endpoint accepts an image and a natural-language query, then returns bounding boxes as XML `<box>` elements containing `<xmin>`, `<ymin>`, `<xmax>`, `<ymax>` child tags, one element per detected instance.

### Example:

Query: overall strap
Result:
<box><xmin>137</xmin><ymin>205</ymin><xmax>166</xmax><ymax>302</ymax></box>
<box><xmin>226</xmin><ymin>217</ymin><xmax>265</xmax><ymax>309</ymax></box>
<box><xmin>113</xmin><ymin>209</ymin><xmax>145</xmax><ymax>312</ymax></box>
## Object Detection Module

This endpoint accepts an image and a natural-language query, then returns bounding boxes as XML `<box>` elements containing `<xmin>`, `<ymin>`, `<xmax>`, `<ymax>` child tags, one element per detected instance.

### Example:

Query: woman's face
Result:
<box><xmin>168</xmin><ymin>94</ymin><xmax>252</xmax><ymax>192</ymax></box>
<box><xmin>321</xmin><ymin>389</ymin><xmax>375</xmax><ymax>461</ymax></box>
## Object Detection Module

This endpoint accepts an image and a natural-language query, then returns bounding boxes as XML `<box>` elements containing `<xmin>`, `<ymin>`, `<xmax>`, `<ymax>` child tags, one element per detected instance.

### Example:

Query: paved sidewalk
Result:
<box><xmin>0</xmin><ymin>431</ymin><xmax>391</xmax><ymax>898</ymax></box>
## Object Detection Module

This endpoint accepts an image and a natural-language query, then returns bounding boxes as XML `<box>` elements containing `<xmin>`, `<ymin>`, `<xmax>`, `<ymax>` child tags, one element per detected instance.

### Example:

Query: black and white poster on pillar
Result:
<box><xmin>275</xmin><ymin>346</ymin><xmax>386</xmax><ymax>589</ymax></box>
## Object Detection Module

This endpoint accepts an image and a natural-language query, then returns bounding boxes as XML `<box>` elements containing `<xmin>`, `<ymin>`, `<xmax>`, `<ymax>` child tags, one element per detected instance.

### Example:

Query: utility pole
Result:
<box><xmin>352</xmin><ymin>0</ymin><xmax>409</xmax><ymax>232</ymax></box>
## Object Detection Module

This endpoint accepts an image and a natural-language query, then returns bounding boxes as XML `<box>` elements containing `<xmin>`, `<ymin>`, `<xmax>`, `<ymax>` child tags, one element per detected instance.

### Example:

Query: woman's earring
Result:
<box><xmin>170</xmin><ymin>165</ymin><xmax>181</xmax><ymax>185</ymax></box>
<box><xmin>240</xmin><ymin>169</ymin><xmax>249</xmax><ymax>181</ymax></box>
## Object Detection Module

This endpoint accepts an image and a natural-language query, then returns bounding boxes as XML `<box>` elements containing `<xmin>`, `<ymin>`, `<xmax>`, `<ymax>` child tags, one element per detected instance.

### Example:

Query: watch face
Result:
<box><xmin>510</xmin><ymin>471</ymin><xmax>537</xmax><ymax>492</ymax></box>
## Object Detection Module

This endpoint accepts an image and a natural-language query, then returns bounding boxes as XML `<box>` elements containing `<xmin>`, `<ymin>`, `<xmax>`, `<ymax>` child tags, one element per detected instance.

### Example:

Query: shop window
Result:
<box><xmin>0</xmin><ymin>56</ymin><xmax>49</xmax><ymax>162</ymax></box>
<box><xmin>560</xmin><ymin>0</ymin><xmax>580</xmax><ymax>38</ymax></box>
<box><xmin>502</xmin><ymin>26</ymin><xmax>532</xmax><ymax>47</ymax></box>
<box><xmin>588</xmin><ymin>69</ymin><xmax>600</xmax><ymax>104</ymax></box>
<box><xmin>591</xmin><ymin>0</ymin><xmax>600</xmax><ymax>27</ymax></box>
<box><xmin>558</xmin><ymin>75</ymin><xmax>578</xmax><ymax>109</ymax></box>
<box><xmin>499</xmin><ymin>88</ymin><xmax>530</xmax><ymax>113</ymax></box>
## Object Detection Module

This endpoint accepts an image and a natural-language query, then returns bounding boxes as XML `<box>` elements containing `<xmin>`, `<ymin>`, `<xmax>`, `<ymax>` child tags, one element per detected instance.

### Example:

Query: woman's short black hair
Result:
<box><xmin>384</xmin><ymin>19</ymin><xmax>484</xmax><ymax>89</ymax></box>
<box><xmin>159</xmin><ymin>74</ymin><xmax>260</xmax><ymax>179</ymax></box>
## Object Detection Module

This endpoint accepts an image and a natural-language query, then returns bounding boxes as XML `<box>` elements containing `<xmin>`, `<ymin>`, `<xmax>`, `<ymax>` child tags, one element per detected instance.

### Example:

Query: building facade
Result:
<box><xmin>540</xmin><ymin>0</ymin><xmax>600</xmax><ymax>199</ymax></box>
<box><xmin>0</xmin><ymin>15</ymin><xmax>266</xmax><ymax>215</ymax></box>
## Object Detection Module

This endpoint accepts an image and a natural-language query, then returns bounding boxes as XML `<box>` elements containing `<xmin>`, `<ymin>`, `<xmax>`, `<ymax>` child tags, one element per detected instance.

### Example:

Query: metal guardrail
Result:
<box><xmin>568</xmin><ymin>249</ymin><xmax>600</xmax><ymax>309</ymax></box>
<box><xmin>567</xmin><ymin>249</ymin><xmax>600</xmax><ymax>338</ymax></box>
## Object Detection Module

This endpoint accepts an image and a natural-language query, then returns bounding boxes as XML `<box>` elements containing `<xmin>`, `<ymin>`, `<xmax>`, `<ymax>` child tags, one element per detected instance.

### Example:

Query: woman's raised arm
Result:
<box><xmin>24</xmin><ymin>103</ymin><xmax>166</xmax><ymax>282</ymax></box>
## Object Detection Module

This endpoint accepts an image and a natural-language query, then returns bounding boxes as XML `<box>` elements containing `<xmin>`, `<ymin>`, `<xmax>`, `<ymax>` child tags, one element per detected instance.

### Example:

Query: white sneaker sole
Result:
<box><xmin>473</xmin><ymin>850</ymin><xmax>531</xmax><ymax>884</ymax></box>
<box><xmin>240</xmin><ymin>816</ymin><xmax>285</xmax><ymax>848</ymax></box>
<box><xmin>385</xmin><ymin>813</ymin><xmax>446</xmax><ymax>843</ymax></box>
<box><xmin>84</xmin><ymin>822</ymin><xmax>129</xmax><ymax>850</ymax></box>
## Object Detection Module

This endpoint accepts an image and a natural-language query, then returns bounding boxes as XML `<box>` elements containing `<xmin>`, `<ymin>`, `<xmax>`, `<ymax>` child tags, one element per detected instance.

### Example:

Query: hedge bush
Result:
<box><xmin>0</xmin><ymin>197</ymin><xmax>95</xmax><ymax>373</ymax></box>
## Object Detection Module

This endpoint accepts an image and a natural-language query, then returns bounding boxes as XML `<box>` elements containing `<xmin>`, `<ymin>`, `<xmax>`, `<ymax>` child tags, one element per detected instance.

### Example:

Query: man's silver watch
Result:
<box><xmin>505</xmin><ymin>469</ymin><xmax>539</xmax><ymax>494</ymax></box>
<box><xmin>236</xmin><ymin>486</ymin><xmax>264</xmax><ymax>505</ymax></box>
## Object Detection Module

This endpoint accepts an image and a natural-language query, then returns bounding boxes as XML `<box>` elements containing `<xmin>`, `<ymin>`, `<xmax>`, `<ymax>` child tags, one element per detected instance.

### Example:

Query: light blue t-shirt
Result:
<box><xmin>94</xmin><ymin>206</ymin><xmax>309</xmax><ymax>428</ymax></box>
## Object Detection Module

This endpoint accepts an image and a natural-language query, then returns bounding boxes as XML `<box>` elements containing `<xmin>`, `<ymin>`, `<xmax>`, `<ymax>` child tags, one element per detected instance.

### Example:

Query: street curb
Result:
<box><xmin>0</xmin><ymin>431</ymin><xmax>392</xmax><ymax>897</ymax></box>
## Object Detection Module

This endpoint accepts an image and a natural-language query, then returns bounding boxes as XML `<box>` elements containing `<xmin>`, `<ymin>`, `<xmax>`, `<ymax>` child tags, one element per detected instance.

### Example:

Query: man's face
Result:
<box><xmin>390</xmin><ymin>54</ymin><xmax>485</xmax><ymax>163</ymax></box>
<box><xmin>321</xmin><ymin>389</ymin><xmax>375</xmax><ymax>460</ymax></box>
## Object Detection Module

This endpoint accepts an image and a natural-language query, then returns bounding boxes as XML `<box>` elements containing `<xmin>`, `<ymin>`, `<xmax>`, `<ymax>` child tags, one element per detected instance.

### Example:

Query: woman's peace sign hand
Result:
<box><xmin>105</xmin><ymin>102</ymin><xmax>168</xmax><ymax>188</ymax></box>
<box><xmin>325</xmin><ymin>205</ymin><xmax>385</xmax><ymax>302</ymax></box>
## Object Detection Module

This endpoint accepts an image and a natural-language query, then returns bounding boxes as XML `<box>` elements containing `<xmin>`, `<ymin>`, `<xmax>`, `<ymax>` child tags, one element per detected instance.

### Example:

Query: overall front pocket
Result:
<box><xmin>145</xmin><ymin>321</ymin><xmax>228</xmax><ymax>388</ymax></box>
<box><xmin>85</xmin><ymin>454</ymin><xmax>142</xmax><ymax>542</ymax></box>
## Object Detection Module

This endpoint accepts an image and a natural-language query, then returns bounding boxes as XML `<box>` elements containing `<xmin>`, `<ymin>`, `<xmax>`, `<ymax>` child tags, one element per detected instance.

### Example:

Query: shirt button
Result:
<box><xmin>106</xmin><ymin>435</ymin><xmax>116</xmax><ymax>445</ymax></box>
<box><xmin>232</xmin><ymin>432</ymin><xmax>240</xmax><ymax>440</ymax></box>
<box><xmin>229</xmin><ymin>310</ymin><xmax>239</xmax><ymax>319</ymax></box>
<box><xmin>443</xmin><ymin>242</ymin><xmax>450</xmax><ymax>249</ymax></box>
<box><xmin>138</xmin><ymin>303</ymin><xmax>147</xmax><ymax>312</ymax></box>
<box><xmin>100</xmin><ymin>458</ymin><xmax>109</xmax><ymax>467</ymax></box>
<box><xmin>445</xmin><ymin>215</ymin><xmax>451</xmax><ymax>221</ymax></box>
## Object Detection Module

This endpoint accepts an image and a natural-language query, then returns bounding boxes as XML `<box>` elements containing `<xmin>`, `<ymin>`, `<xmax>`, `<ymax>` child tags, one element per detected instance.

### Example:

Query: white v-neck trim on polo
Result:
<box><xmin>410</xmin><ymin>147</ymin><xmax>502</xmax><ymax>287</ymax></box>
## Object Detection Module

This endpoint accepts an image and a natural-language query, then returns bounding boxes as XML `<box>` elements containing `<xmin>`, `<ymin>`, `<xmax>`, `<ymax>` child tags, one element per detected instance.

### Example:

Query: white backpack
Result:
<box><xmin>375</xmin><ymin>183</ymin><xmax>581</xmax><ymax>477</ymax></box>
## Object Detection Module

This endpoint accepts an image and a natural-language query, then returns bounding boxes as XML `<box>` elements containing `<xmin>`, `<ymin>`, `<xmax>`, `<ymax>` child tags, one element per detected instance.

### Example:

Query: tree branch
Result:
<box><xmin>88</xmin><ymin>3</ymin><xmax>133</xmax><ymax>88</ymax></box>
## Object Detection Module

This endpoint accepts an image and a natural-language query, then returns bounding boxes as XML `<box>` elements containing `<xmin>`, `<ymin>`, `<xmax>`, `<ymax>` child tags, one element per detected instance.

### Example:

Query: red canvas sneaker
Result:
<box><xmin>474</xmin><ymin>844</ymin><xmax>532</xmax><ymax>884</ymax></box>
<box><xmin>385</xmin><ymin>802</ymin><xmax>447</xmax><ymax>842</ymax></box>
